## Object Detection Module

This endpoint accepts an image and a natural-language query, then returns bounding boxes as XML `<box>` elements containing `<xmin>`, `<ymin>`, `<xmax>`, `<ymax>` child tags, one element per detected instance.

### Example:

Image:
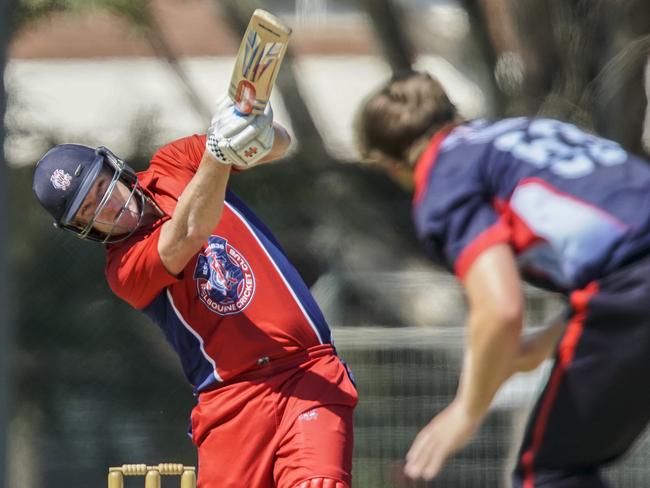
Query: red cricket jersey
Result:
<box><xmin>105</xmin><ymin>135</ymin><xmax>335</xmax><ymax>392</ymax></box>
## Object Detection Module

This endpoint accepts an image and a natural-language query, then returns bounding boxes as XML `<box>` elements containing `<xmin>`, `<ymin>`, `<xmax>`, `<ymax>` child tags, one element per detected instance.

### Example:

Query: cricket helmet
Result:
<box><xmin>32</xmin><ymin>144</ymin><xmax>145</xmax><ymax>243</ymax></box>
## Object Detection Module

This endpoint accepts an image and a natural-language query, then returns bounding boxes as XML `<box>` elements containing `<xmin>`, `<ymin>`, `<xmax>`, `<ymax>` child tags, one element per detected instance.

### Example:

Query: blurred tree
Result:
<box><xmin>459</xmin><ymin>0</ymin><xmax>516</xmax><ymax>115</ymax></box>
<box><xmin>505</xmin><ymin>0</ymin><xmax>649</xmax><ymax>155</ymax></box>
<box><xmin>358</xmin><ymin>0</ymin><xmax>510</xmax><ymax>116</ymax></box>
<box><xmin>363</xmin><ymin>0</ymin><xmax>649</xmax><ymax>156</ymax></box>
<box><xmin>588</xmin><ymin>3</ymin><xmax>650</xmax><ymax>156</ymax></box>
<box><xmin>356</xmin><ymin>0</ymin><xmax>413</xmax><ymax>73</ymax></box>
<box><xmin>0</xmin><ymin>1</ymin><xmax>13</xmax><ymax>487</ymax></box>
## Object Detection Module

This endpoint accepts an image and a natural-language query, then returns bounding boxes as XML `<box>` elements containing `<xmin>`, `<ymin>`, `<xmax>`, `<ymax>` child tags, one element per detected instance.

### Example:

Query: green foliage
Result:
<box><xmin>14</xmin><ymin>0</ymin><xmax>152</xmax><ymax>30</ymax></box>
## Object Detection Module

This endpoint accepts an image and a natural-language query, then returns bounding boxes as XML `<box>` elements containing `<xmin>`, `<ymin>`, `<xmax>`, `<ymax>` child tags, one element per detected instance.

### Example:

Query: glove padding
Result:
<box><xmin>206</xmin><ymin>96</ymin><xmax>275</xmax><ymax>168</ymax></box>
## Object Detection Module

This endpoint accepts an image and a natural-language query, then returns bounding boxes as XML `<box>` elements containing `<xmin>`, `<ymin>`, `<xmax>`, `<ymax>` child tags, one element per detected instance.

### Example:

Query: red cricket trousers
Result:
<box><xmin>191</xmin><ymin>347</ymin><xmax>358</xmax><ymax>488</ymax></box>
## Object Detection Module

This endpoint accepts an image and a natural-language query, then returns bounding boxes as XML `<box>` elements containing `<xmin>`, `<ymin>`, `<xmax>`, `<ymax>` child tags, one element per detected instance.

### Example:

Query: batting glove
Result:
<box><xmin>206</xmin><ymin>95</ymin><xmax>275</xmax><ymax>168</ymax></box>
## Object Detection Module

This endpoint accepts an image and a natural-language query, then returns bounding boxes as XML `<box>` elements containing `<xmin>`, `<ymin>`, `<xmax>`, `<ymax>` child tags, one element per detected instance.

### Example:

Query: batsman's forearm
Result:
<box><xmin>173</xmin><ymin>154</ymin><xmax>230</xmax><ymax>239</ymax></box>
<box><xmin>158</xmin><ymin>152</ymin><xmax>230</xmax><ymax>274</ymax></box>
<box><xmin>259</xmin><ymin>123</ymin><xmax>291</xmax><ymax>163</ymax></box>
<box><xmin>457</xmin><ymin>311</ymin><xmax>522</xmax><ymax>418</ymax></box>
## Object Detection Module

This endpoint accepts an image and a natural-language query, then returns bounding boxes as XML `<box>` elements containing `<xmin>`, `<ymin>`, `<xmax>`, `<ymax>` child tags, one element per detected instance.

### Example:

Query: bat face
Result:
<box><xmin>229</xmin><ymin>10</ymin><xmax>292</xmax><ymax>115</ymax></box>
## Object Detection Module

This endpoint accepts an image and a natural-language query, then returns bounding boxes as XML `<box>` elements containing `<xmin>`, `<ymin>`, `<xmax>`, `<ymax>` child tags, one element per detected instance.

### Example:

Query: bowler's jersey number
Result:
<box><xmin>494</xmin><ymin>119</ymin><xmax>627</xmax><ymax>178</ymax></box>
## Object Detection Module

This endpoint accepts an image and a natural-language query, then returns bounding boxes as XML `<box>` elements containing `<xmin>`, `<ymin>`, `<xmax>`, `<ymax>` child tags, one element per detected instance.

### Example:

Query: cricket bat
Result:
<box><xmin>229</xmin><ymin>9</ymin><xmax>292</xmax><ymax>116</ymax></box>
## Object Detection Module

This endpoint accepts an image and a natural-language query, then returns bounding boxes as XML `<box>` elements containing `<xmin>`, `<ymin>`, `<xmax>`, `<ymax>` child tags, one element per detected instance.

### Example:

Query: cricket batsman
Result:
<box><xmin>32</xmin><ymin>96</ymin><xmax>357</xmax><ymax>488</ymax></box>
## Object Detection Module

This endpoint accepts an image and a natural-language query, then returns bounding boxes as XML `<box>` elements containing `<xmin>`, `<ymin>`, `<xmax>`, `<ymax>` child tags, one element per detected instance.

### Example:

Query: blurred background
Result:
<box><xmin>1</xmin><ymin>0</ymin><xmax>650</xmax><ymax>486</ymax></box>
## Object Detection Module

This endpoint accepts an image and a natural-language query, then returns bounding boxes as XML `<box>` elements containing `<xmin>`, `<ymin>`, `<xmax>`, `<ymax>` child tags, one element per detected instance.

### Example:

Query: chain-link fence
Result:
<box><xmin>335</xmin><ymin>326</ymin><xmax>545</xmax><ymax>488</ymax></box>
<box><xmin>334</xmin><ymin>326</ymin><xmax>650</xmax><ymax>488</ymax></box>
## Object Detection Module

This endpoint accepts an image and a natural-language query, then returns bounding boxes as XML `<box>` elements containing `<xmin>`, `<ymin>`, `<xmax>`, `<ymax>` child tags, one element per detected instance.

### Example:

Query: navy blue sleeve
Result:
<box><xmin>413</xmin><ymin>150</ymin><xmax>510</xmax><ymax>278</ymax></box>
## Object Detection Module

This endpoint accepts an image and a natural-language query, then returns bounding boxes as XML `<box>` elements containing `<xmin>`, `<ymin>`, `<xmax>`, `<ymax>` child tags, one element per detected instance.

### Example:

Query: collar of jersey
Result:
<box><xmin>413</xmin><ymin>127</ymin><xmax>454</xmax><ymax>205</ymax></box>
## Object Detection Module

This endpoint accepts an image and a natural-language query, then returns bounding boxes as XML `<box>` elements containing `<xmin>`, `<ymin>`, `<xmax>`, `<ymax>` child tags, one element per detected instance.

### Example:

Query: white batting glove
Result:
<box><xmin>206</xmin><ymin>96</ymin><xmax>274</xmax><ymax>168</ymax></box>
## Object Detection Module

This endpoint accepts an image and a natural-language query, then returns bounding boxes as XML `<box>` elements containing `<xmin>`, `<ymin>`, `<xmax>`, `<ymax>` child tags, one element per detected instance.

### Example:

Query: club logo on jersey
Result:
<box><xmin>50</xmin><ymin>169</ymin><xmax>72</xmax><ymax>191</ymax></box>
<box><xmin>194</xmin><ymin>236</ymin><xmax>255</xmax><ymax>315</ymax></box>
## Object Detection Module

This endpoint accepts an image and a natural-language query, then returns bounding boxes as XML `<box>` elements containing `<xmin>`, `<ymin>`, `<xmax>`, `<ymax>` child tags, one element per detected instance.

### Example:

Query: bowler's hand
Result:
<box><xmin>404</xmin><ymin>400</ymin><xmax>482</xmax><ymax>480</ymax></box>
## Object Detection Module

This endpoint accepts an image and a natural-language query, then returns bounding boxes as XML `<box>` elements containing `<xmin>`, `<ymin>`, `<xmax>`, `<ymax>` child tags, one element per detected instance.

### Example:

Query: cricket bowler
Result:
<box><xmin>356</xmin><ymin>70</ymin><xmax>650</xmax><ymax>488</ymax></box>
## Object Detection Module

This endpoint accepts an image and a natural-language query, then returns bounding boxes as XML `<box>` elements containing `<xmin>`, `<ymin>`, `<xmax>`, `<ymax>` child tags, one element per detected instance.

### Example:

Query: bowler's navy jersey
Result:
<box><xmin>413</xmin><ymin>117</ymin><xmax>650</xmax><ymax>292</ymax></box>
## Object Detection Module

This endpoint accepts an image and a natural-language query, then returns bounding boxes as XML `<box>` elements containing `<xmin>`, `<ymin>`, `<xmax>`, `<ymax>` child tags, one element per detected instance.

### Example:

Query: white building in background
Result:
<box><xmin>5</xmin><ymin>0</ymin><xmax>649</xmax><ymax>165</ymax></box>
<box><xmin>5</xmin><ymin>54</ymin><xmax>485</xmax><ymax>165</ymax></box>
<box><xmin>5</xmin><ymin>1</ymin><xmax>487</xmax><ymax>166</ymax></box>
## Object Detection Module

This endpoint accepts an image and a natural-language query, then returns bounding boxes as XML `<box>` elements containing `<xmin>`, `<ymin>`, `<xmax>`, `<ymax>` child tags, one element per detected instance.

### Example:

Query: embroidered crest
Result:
<box><xmin>194</xmin><ymin>236</ymin><xmax>255</xmax><ymax>315</ymax></box>
<box><xmin>50</xmin><ymin>169</ymin><xmax>72</xmax><ymax>191</ymax></box>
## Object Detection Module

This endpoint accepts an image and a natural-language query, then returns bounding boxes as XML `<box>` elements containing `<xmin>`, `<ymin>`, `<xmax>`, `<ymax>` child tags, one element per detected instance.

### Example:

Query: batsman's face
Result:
<box><xmin>73</xmin><ymin>170</ymin><xmax>140</xmax><ymax>236</ymax></box>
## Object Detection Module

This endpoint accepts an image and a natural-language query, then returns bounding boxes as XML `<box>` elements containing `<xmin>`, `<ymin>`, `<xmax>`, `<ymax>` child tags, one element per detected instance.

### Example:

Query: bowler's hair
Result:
<box><xmin>356</xmin><ymin>70</ymin><xmax>458</xmax><ymax>167</ymax></box>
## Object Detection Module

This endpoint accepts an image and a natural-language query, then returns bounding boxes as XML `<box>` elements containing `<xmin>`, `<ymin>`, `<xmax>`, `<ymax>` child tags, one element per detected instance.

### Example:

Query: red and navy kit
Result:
<box><xmin>106</xmin><ymin>134</ymin><xmax>337</xmax><ymax>392</ymax></box>
<box><xmin>104</xmin><ymin>135</ymin><xmax>357</xmax><ymax>488</ymax></box>
<box><xmin>414</xmin><ymin>118</ymin><xmax>650</xmax><ymax>488</ymax></box>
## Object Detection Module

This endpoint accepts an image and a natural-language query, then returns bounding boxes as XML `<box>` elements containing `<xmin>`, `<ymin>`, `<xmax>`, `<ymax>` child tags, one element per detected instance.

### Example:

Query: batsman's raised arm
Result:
<box><xmin>158</xmin><ymin>97</ymin><xmax>289</xmax><ymax>275</ymax></box>
<box><xmin>263</xmin><ymin>122</ymin><xmax>291</xmax><ymax>162</ymax></box>
<box><xmin>157</xmin><ymin>151</ymin><xmax>231</xmax><ymax>276</ymax></box>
